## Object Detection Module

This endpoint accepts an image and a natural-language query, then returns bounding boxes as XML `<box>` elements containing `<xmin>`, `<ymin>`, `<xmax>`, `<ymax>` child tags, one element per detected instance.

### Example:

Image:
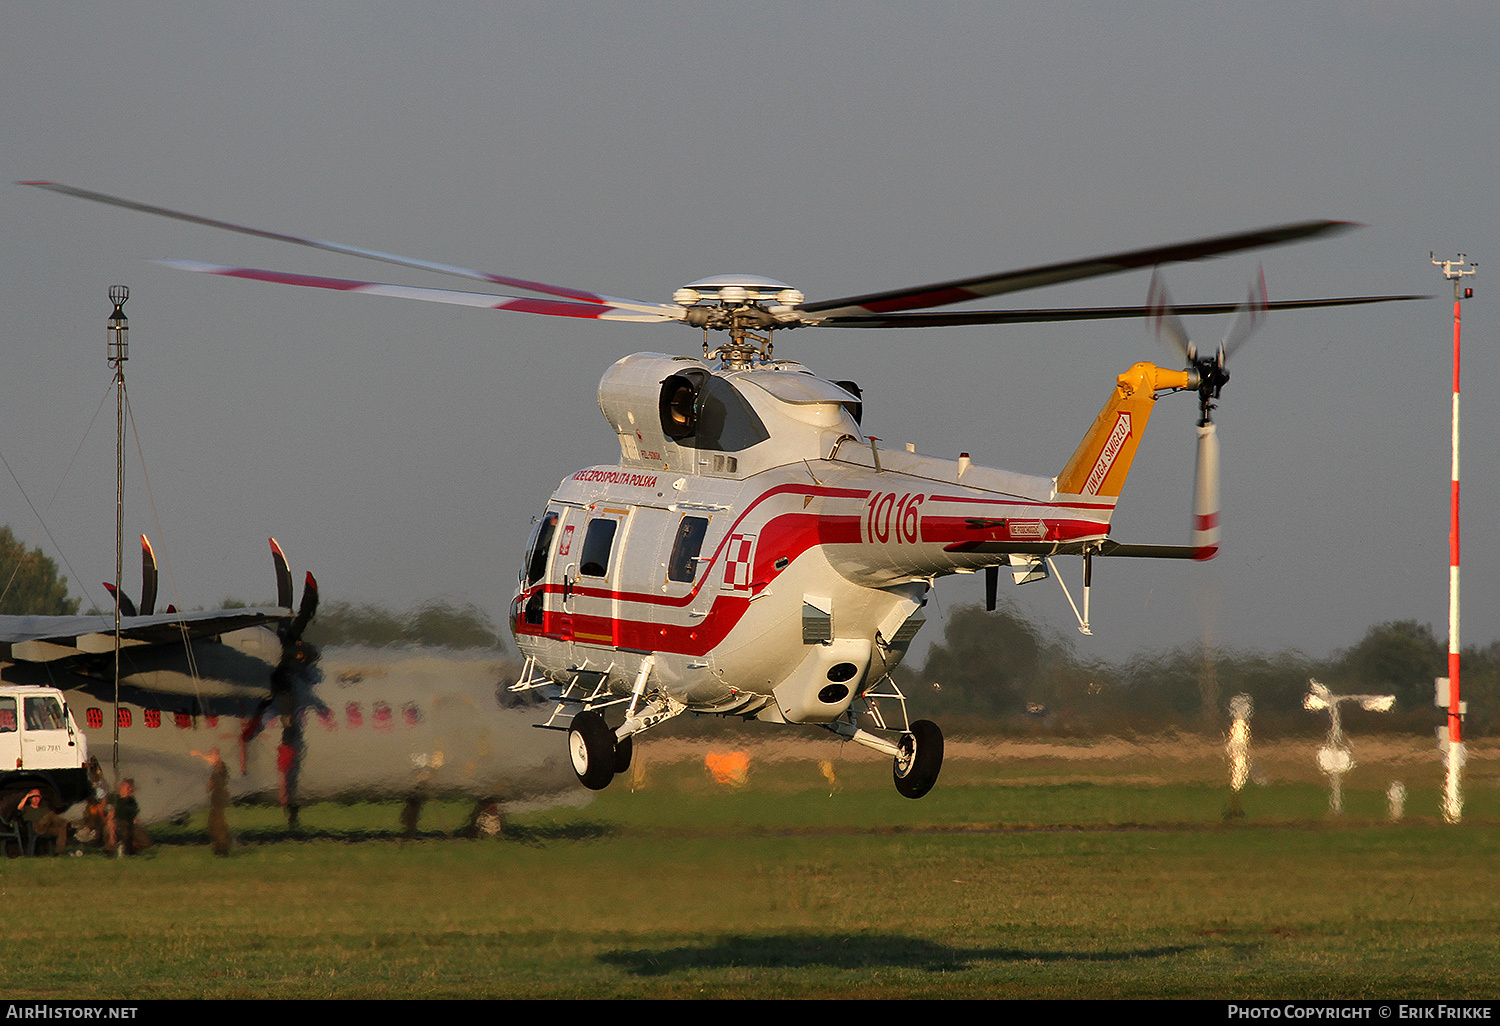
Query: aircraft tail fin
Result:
<box><xmin>1055</xmin><ymin>362</ymin><xmax>1190</xmax><ymax>499</ymax></box>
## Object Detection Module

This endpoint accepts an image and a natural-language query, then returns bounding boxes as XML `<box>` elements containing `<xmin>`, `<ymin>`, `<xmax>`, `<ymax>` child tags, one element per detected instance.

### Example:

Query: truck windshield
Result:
<box><xmin>24</xmin><ymin>696</ymin><xmax>66</xmax><ymax>731</ymax></box>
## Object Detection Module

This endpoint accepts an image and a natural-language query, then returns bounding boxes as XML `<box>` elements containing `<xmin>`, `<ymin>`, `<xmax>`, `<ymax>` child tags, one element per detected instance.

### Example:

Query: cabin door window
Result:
<box><xmin>667</xmin><ymin>516</ymin><xmax>710</xmax><ymax>584</ymax></box>
<box><xmin>571</xmin><ymin>508</ymin><xmax>631</xmax><ymax>648</ymax></box>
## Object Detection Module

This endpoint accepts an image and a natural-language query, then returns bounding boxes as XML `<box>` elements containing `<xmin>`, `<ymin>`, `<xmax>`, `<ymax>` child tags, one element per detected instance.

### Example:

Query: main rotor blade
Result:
<box><xmin>799</xmin><ymin>220</ymin><xmax>1358</xmax><ymax>318</ymax></box>
<box><xmin>810</xmin><ymin>293</ymin><xmax>1426</xmax><ymax>328</ymax></box>
<box><xmin>22</xmin><ymin>181</ymin><xmax>677</xmax><ymax>317</ymax></box>
<box><xmin>156</xmin><ymin>260</ymin><xmax>683</xmax><ymax>322</ymax></box>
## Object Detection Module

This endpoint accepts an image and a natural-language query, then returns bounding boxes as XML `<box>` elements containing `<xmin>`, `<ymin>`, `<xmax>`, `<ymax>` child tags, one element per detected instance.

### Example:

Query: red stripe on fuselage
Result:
<box><xmin>514</xmin><ymin>477</ymin><xmax>1116</xmax><ymax>656</ymax></box>
<box><xmin>920</xmin><ymin>515</ymin><xmax>1108</xmax><ymax>547</ymax></box>
<box><xmin>926</xmin><ymin>492</ymin><xmax>1117</xmax><ymax>512</ymax></box>
<box><xmin>513</xmin><ymin>483</ymin><xmax>871</xmax><ymax>654</ymax></box>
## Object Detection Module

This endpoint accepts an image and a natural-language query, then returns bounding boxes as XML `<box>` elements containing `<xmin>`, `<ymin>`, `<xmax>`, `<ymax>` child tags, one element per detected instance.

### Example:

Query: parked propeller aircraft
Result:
<box><xmin>0</xmin><ymin>537</ymin><xmax>572</xmax><ymax>824</ymax></box>
<box><xmin>24</xmin><ymin>181</ymin><xmax>1422</xmax><ymax>798</ymax></box>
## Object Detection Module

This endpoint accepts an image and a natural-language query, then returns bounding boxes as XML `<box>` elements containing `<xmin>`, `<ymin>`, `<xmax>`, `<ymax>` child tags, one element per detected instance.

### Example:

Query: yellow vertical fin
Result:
<box><xmin>1056</xmin><ymin>363</ymin><xmax>1191</xmax><ymax>498</ymax></box>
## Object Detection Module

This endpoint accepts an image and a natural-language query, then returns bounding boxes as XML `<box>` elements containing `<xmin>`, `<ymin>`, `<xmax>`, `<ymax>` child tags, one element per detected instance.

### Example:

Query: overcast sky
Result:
<box><xmin>4</xmin><ymin>1</ymin><xmax>1497</xmax><ymax>670</ymax></box>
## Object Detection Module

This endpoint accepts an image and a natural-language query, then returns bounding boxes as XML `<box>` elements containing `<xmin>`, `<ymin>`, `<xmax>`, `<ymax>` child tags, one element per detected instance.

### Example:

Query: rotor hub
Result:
<box><xmin>1191</xmin><ymin>352</ymin><xmax>1229</xmax><ymax>425</ymax></box>
<box><xmin>676</xmin><ymin>275</ymin><xmax>805</xmax><ymax>366</ymax></box>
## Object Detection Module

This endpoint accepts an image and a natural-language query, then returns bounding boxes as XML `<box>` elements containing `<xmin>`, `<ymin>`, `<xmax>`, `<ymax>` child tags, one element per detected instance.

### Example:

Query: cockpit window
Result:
<box><xmin>522</xmin><ymin>512</ymin><xmax>558</xmax><ymax>587</ymax></box>
<box><xmin>667</xmin><ymin>516</ymin><xmax>710</xmax><ymax>583</ymax></box>
<box><xmin>579</xmin><ymin>518</ymin><xmax>618</xmax><ymax>578</ymax></box>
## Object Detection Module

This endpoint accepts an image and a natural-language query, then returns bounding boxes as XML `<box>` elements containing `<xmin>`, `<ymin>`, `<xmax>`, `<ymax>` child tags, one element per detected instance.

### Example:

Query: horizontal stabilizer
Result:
<box><xmin>1092</xmin><ymin>542</ymin><xmax>1215</xmax><ymax>561</ymax></box>
<box><xmin>948</xmin><ymin>539</ymin><xmax>1214</xmax><ymax>560</ymax></box>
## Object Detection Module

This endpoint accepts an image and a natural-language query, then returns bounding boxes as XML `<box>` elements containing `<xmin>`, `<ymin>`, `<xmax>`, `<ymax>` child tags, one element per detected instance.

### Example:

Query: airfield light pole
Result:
<box><xmin>108</xmin><ymin>286</ymin><xmax>129</xmax><ymax>781</ymax></box>
<box><xmin>1432</xmin><ymin>255</ymin><xmax>1475</xmax><ymax>824</ymax></box>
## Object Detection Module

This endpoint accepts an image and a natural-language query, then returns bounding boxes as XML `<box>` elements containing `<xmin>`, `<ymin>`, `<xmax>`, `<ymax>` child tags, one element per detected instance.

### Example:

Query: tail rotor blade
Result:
<box><xmin>1147</xmin><ymin>270</ymin><xmax>1194</xmax><ymax>361</ymax></box>
<box><xmin>1193</xmin><ymin>423</ymin><xmax>1221</xmax><ymax>560</ymax></box>
<box><xmin>1221</xmin><ymin>265</ymin><xmax>1269</xmax><ymax>359</ymax></box>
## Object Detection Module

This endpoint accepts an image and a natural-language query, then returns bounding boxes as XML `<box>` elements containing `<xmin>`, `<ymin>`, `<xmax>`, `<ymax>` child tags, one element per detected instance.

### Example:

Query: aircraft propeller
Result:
<box><xmin>139</xmin><ymin>535</ymin><xmax>158</xmax><ymax>616</ymax></box>
<box><xmin>249</xmin><ymin>541</ymin><xmax>321</xmax><ymax>814</ymax></box>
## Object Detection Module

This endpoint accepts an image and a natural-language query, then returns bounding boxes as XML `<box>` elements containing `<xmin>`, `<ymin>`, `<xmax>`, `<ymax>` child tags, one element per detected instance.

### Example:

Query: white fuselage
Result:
<box><xmin>511</xmin><ymin>353</ymin><xmax>1117</xmax><ymax>726</ymax></box>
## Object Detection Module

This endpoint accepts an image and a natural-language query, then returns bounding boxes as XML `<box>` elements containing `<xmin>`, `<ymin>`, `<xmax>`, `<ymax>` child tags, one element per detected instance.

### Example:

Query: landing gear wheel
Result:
<box><xmin>568</xmin><ymin>711</ymin><xmax>616</xmax><ymax>791</ymax></box>
<box><xmin>893</xmin><ymin>719</ymin><xmax>943</xmax><ymax>799</ymax></box>
<box><xmin>613</xmin><ymin>734</ymin><xmax>633</xmax><ymax>775</ymax></box>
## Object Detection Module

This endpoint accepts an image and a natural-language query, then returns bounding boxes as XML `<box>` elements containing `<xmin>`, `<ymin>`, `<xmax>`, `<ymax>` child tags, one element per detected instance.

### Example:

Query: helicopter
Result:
<box><xmin>22</xmin><ymin>182</ymin><xmax>1422</xmax><ymax>798</ymax></box>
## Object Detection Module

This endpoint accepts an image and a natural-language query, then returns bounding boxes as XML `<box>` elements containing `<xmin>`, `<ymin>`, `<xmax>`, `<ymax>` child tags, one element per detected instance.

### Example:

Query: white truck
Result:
<box><xmin>0</xmin><ymin>684</ymin><xmax>91</xmax><ymax>811</ymax></box>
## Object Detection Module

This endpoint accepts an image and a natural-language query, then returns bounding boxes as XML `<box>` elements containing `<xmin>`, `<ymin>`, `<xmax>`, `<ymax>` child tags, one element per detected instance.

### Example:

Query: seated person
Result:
<box><xmin>15</xmin><ymin>789</ymin><xmax>70</xmax><ymax>856</ymax></box>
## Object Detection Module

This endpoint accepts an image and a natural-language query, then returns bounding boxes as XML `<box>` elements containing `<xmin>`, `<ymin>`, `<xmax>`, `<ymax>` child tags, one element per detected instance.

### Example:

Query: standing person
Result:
<box><xmin>108</xmin><ymin>779</ymin><xmax>141</xmax><ymax>856</ymax></box>
<box><xmin>77</xmin><ymin>758</ymin><xmax>109</xmax><ymax>848</ymax></box>
<box><xmin>192</xmin><ymin>748</ymin><xmax>231</xmax><ymax>855</ymax></box>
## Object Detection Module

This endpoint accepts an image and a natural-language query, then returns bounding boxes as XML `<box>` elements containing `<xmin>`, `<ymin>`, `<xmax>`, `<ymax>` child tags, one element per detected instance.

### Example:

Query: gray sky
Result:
<box><xmin>3</xmin><ymin>0</ymin><xmax>1497</xmax><ymax>668</ymax></box>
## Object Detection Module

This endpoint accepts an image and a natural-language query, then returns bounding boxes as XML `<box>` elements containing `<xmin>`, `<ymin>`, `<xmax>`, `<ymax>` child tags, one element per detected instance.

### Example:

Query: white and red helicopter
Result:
<box><xmin>24</xmin><ymin>182</ymin><xmax>1420</xmax><ymax>798</ymax></box>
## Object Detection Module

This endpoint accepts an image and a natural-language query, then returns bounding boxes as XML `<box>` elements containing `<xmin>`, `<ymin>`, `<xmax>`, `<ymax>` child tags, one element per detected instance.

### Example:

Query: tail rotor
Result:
<box><xmin>1146</xmin><ymin>267</ymin><xmax>1267</xmax><ymax>561</ymax></box>
<box><xmin>1148</xmin><ymin>266</ymin><xmax>1267</xmax><ymax>427</ymax></box>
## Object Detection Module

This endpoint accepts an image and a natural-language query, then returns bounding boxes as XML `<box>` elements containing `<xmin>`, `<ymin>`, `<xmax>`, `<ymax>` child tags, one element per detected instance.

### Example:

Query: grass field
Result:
<box><xmin>5</xmin><ymin>733</ymin><xmax>1499</xmax><ymax>1000</ymax></box>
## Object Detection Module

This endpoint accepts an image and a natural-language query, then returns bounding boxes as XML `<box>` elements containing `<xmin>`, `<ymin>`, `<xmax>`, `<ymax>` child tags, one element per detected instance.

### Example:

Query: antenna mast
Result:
<box><xmin>108</xmin><ymin>286</ymin><xmax>129</xmax><ymax>782</ymax></box>
<box><xmin>1432</xmin><ymin>254</ymin><xmax>1474</xmax><ymax>824</ymax></box>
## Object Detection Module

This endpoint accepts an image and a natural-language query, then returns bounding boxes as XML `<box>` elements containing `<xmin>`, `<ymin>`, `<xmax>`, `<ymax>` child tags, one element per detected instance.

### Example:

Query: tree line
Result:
<box><xmin>895</xmin><ymin>601</ymin><xmax>1495</xmax><ymax>736</ymax></box>
<box><xmin>1</xmin><ymin>526</ymin><xmax>1490</xmax><ymax>731</ymax></box>
<box><xmin>0</xmin><ymin>526</ymin><xmax>503</xmax><ymax>651</ymax></box>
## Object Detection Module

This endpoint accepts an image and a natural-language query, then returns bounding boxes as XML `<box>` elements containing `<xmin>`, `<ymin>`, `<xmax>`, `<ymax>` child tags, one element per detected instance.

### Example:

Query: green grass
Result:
<box><xmin>5</xmin><ymin>742</ymin><xmax>1499</xmax><ymax>999</ymax></box>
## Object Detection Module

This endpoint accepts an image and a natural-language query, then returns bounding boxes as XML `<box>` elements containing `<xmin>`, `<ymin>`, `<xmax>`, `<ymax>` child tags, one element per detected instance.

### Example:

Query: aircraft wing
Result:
<box><xmin>0</xmin><ymin>607</ymin><xmax>290</xmax><ymax>661</ymax></box>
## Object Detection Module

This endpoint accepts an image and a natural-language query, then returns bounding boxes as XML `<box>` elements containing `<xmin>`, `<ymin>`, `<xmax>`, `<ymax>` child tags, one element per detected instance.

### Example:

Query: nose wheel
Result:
<box><xmin>893</xmin><ymin>719</ymin><xmax>944</xmax><ymax>799</ymax></box>
<box><xmin>568</xmin><ymin>710</ymin><xmax>617</xmax><ymax>790</ymax></box>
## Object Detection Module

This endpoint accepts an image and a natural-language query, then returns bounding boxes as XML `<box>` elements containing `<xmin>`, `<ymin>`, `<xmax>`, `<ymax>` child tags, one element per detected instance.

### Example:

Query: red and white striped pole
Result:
<box><xmin>1434</xmin><ymin>253</ymin><xmax>1475</xmax><ymax>824</ymax></box>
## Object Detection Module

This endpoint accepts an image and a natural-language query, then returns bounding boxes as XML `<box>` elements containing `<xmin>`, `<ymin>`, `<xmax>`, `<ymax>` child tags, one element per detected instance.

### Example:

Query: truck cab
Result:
<box><xmin>0</xmin><ymin>685</ymin><xmax>90</xmax><ymax>811</ymax></box>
